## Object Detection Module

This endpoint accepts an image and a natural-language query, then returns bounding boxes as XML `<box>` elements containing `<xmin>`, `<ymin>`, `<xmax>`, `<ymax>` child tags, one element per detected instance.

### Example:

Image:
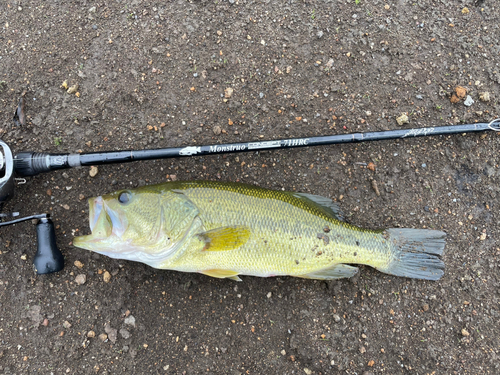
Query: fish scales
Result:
<box><xmin>73</xmin><ymin>181</ymin><xmax>446</xmax><ymax>281</ymax></box>
<box><xmin>169</xmin><ymin>184</ymin><xmax>386</xmax><ymax>276</ymax></box>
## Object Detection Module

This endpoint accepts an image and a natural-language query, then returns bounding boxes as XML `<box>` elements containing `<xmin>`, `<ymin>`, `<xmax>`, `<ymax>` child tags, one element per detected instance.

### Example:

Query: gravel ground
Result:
<box><xmin>0</xmin><ymin>0</ymin><xmax>499</xmax><ymax>374</ymax></box>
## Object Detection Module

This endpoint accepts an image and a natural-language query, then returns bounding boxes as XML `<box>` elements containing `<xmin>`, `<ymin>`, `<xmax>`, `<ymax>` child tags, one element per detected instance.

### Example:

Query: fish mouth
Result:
<box><xmin>73</xmin><ymin>196</ymin><xmax>127</xmax><ymax>249</ymax></box>
<box><xmin>89</xmin><ymin>196</ymin><xmax>103</xmax><ymax>232</ymax></box>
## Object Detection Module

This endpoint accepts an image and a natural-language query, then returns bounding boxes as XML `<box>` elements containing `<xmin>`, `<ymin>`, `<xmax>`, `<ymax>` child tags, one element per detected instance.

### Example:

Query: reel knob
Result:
<box><xmin>33</xmin><ymin>217</ymin><xmax>64</xmax><ymax>274</ymax></box>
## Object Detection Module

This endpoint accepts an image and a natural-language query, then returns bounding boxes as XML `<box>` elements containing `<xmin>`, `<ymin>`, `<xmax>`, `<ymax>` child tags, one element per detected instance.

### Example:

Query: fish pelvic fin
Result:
<box><xmin>201</xmin><ymin>269</ymin><xmax>242</xmax><ymax>281</ymax></box>
<box><xmin>197</xmin><ymin>226</ymin><xmax>251</xmax><ymax>251</ymax></box>
<box><xmin>298</xmin><ymin>264</ymin><xmax>359</xmax><ymax>280</ymax></box>
<box><xmin>377</xmin><ymin>228</ymin><xmax>446</xmax><ymax>281</ymax></box>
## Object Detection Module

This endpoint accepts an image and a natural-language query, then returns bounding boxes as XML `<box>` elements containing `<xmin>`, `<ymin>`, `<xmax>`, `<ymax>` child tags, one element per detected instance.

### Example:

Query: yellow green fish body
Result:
<box><xmin>73</xmin><ymin>181</ymin><xmax>445</xmax><ymax>281</ymax></box>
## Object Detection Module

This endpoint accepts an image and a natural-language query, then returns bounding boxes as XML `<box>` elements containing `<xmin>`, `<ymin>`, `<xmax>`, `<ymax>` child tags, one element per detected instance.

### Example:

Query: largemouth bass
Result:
<box><xmin>73</xmin><ymin>181</ymin><xmax>445</xmax><ymax>281</ymax></box>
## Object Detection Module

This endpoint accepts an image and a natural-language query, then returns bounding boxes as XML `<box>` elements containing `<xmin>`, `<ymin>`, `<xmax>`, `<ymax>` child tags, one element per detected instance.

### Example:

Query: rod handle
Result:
<box><xmin>14</xmin><ymin>152</ymin><xmax>70</xmax><ymax>177</ymax></box>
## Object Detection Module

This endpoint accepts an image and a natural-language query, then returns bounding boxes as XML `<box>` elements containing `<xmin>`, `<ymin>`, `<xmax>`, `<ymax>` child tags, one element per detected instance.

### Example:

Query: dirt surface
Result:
<box><xmin>1</xmin><ymin>0</ymin><xmax>499</xmax><ymax>374</ymax></box>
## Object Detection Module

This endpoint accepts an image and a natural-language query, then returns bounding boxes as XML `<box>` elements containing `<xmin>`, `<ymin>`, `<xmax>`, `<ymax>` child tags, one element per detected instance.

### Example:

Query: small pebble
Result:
<box><xmin>464</xmin><ymin>95</ymin><xmax>474</xmax><ymax>107</ymax></box>
<box><xmin>479</xmin><ymin>92</ymin><xmax>490</xmax><ymax>102</ymax></box>
<box><xmin>103</xmin><ymin>271</ymin><xmax>111</xmax><ymax>283</ymax></box>
<box><xmin>74</xmin><ymin>260</ymin><xmax>84</xmax><ymax>268</ymax></box>
<box><xmin>396</xmin><ymin>113</ymin><xmax>409</xmax><ymax>125</ymax></box>
<box><xmin>89</xmin><ymin>166</ymin><xmax>98</xmax><ymax>177</ymax></box>
<box><xmin>455</xmin><ymin>86</ymin><xmax>466</xmax><ymax>98</ymax></box>
<box><xmin>63</xmin><ymin>321</ymin><xmax>72</xmax><ymax>329</ymax></box>
<box><xmin>79</xmin><ymin>194</ymin><xmax>85</xmax><ymax>201</ymax></box>
<box><xmin>67</xmin><ymin>84</ymin><xmax>79</xmax><ymax>94</ymax></box>
<box><xmin>120</xmin><ymin>329</ymin><xmax>131</xmax><ymax>339</ymax></box>
<box><xmin>267</xmin><ymin>292</ymin><xmax>272</xmax><ymax>298</ymax></box>
<box><xmin>87</xmin><ymin>330</ymin><xmax>96</xmax><ymax>338</ymax></box>
<box><xmin>304</xmin><ymin>368</ymin><xmax>312</xmax><ymax>375</ymax></box>
<box><xmin>224</xmin><ymin>87</ymin><xmax>233</xmax><ymax>98</ymax></box>
<box><xmin>105</xmin><ymin>324</ymin><xmax>118</xmax><ymax>343</ymax></box>
<box><xmin>75</xmin><ymin>274</ymin><xmax>87</xmax><ymax>285</ymax></box>
<box><xmin>98</xmin><ymin>333</ymin><xmax>108</xmax><ymax>342</ymax></box>
<box><xmin>461</xmin><ymin>328</ymin><xmax>470</xmax><ymax>337</ymax></box>
<box><xmin>213</xmin><ymin>126</ymin><xmax>222</xmax><ymax>135</ymax></box>
<box><xmin>371</xmin><ymin>180</ymin><xmax>380</xmax><ymax>196</ymax></box>
<box><xmin>124</xmin><ymin>315</ymin><xmax>136</xmax><ymax>327</ymax></box>
<box><xmin>423</xmin><ymin>304</ymin><xmax>429</xmax><ymax>311</ymax></box>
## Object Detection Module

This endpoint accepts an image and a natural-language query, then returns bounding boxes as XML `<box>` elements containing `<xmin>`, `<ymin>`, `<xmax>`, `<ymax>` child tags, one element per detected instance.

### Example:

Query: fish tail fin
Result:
<box><xmin>376</xmin><ymin>228</ymin><xmax>446</xmax><ymax>281</ymax></box>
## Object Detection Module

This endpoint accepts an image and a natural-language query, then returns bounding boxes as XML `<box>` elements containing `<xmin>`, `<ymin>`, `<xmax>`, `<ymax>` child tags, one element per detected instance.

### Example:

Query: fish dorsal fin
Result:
<box><xmin>293</xmin><ymin>192</ymin><xmax>344</xmax><ymax>221</ymax></box>
<box><xmin>299</xmin><ymin>264</ymin><xmax>358</xmax><ymax>280</ymax></box>
<box><xmin>197</xmin><ymin>226</ymin><xmax>251</xmax><ymax>251</ymax></box>
<box><xmin>201</xmin><ymin>269</ymin><xmax>242</xmax><ymax>281</ymax></box>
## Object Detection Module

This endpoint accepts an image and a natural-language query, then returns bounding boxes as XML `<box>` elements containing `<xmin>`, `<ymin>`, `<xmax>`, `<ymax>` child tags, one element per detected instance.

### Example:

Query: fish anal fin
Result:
<box><xmin>201</xmin><ymin>269</ymin><xmax>242</xmax><ymax>281</ymax></box>
<box><xmin>299</xmin><ymin>264</ymin><xmax>358</xmax><ymax>280</ymax></box>
<box><xmin>198</xmin><ymin>226</ymin><xmax>251</xmax><ymax>251</ymax></box>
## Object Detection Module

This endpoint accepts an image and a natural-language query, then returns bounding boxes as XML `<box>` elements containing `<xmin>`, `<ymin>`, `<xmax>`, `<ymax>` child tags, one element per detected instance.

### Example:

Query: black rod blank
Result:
<box><xmin>13</xmin><ymin>120</ymin><xmax>499</xmax><ymax>177</ymax></box>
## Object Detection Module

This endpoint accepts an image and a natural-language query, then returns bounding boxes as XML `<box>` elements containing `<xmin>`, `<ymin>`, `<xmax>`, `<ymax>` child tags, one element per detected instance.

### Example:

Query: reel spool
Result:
<box><xmin>0</xmin><ymin>140</ymin><xmax>15</xmax><ymax>205</ymax></box>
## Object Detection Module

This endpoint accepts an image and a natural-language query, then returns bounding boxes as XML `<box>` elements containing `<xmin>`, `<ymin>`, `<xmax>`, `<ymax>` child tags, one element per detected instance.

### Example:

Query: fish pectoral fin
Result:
<box><xmin>201</xmin><ymin>269</ymin><xmax>242</xmax><ymax>281</ymax></box>
<box><xmin>299</xmin><ymin>264</ymin><xmax>359</xmax><ymax>280</ymax></box>
<box><xmin>198</xmin><ymin>226</ymin><xmax>251</xmax><ymax>251</ymax></box>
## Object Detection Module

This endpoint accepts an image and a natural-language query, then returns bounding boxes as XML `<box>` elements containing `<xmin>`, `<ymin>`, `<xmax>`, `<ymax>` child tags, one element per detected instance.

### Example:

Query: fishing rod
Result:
<box><xmin>0</xmin><ymin>119</ymin><xmax>498</xmax><ymax>275</ymax></box>
<box><xmin>12</xmin><ymin>119</ymin><xmax>500</xmax><ymax>177</ymax></box>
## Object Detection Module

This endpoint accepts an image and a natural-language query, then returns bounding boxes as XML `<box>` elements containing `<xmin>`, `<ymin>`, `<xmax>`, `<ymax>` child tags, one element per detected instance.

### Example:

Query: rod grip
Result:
<box><xmin>14</xmin><ymin>152</ymin><xmax>69</xmax><ymax>177</ymax></box>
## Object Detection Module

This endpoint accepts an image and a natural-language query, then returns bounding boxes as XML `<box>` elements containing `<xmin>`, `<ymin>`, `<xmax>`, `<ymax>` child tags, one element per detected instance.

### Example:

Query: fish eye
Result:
<box><xmin>118</xmin><ymin>191</ymin><xmax>132</xmax><ymax>204</ymax></box>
